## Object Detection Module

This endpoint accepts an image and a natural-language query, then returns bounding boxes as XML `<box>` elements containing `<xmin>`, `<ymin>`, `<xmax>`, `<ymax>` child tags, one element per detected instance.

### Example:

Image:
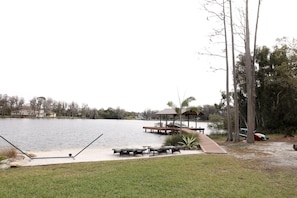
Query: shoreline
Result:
<box><xmin>18</xmin><ymin>147</ymin><xmax>203</xmax><ymax>166</ymax></box>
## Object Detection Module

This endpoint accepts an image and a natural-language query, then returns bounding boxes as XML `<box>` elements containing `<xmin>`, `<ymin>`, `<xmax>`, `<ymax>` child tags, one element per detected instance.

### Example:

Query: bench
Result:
<box><xmin>112</xmin><ymin>148</ymin><xmax>147</xmax><ymax>156</ymax></box>
<box><xmin>150</xmin><ymin>146</ymin><xmax>184</xmax><ymax>155</ymax></box>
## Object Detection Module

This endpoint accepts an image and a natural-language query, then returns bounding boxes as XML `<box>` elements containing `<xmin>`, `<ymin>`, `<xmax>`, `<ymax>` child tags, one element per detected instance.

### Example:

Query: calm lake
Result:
<box><xmin>0</xmin><ymin>119</ymin><xmax>220</xmax><ymax>152</ymax></box>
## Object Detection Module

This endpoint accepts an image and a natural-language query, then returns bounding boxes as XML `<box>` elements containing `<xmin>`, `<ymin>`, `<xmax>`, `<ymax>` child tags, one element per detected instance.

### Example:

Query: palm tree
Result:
<box><xmin>167</xmin><ymin>96</ymin><xmax>196</xmax><ymax>133</ymax></box>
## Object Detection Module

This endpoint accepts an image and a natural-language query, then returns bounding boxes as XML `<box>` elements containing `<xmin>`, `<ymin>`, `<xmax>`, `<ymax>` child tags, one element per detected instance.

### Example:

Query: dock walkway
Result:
<box><xmin>143</xmin><ymin>126</ymin><xmax>227</xmax><ymax>154</ymax></box>
<box><xmin>197</xmin><ymin>133</ymin><xmax>227</xmax><ymax>154</ymax></box>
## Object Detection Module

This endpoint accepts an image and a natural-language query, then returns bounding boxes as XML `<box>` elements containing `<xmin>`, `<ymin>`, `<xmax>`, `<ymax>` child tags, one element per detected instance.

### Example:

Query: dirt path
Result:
<box><xmin>223</xmin><ymin>137</ymin><xmax>297</xmax><ymax>167</ymax></box>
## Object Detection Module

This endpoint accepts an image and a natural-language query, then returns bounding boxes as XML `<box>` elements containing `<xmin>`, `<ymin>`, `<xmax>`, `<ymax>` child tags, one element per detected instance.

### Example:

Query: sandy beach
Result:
<box><xmin>20</xmin><ymin>147</ymin><xmax>203</xmax><ymax>166</ymax></box>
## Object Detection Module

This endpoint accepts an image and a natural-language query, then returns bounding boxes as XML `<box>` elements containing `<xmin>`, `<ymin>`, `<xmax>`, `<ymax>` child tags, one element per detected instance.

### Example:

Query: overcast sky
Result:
<box><xmin>1</xmin><ymin>0</ymin><xmax>296</xmax><ymax>112</ymax></box>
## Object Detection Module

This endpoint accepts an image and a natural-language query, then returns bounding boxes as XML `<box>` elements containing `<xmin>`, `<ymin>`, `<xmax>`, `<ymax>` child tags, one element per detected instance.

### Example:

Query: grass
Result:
<box><xmin>1</xmin><ymin>154</ymin><xmax>297</xmax><ymax>197</ymax></box>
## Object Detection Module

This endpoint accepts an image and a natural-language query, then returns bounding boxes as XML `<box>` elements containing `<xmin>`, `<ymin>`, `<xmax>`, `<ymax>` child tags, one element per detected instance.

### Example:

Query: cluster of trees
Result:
<box><xmin>203</xmin><ymin>1</ymin><xmax>297</xmax><ymax>140</ymax></box>
<box><xmin>0</xmin><ymin>95</ymin><xmax>24</xmax><ymax>116</ymax></box>
<box><xmin>211</xmin><ymin>41</ymin><xmax>297</xmax><ymax>135</ymax></box>
<box><xmin>0</xmin><ymin>95</ymin><xmax>137</xmax><ymax>119</ymax></box>
<box><xmin>238</xmin><ymin>39</ymin><xmax>297</xmax><ymax>134</ymax></box>
<box><xmin>202</xmin><ymin>0</ymin><xmax>262</xmax><ymax>142</ymax></box>
<box><xmin>211</xmin><ymin>39</ymin><xmax>297</xmax><ymax>135</ymax></box>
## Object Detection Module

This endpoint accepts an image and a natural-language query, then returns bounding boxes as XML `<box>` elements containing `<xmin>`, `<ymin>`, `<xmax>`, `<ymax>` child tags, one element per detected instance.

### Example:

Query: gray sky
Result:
<box><xmin>1</xmin><ymin>0</ymin><xmax>296</xmax><ymax>112</ymax></box>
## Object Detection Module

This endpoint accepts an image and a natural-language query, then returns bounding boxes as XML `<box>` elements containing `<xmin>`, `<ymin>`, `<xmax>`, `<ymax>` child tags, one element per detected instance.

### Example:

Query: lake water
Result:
<box><xmin>0</xmin><ymin>119</ymin><xmax>220</xmax><ymax>152</ymax></box>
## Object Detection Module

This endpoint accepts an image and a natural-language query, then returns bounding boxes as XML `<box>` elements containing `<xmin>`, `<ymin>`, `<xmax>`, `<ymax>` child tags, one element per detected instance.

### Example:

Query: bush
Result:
<box><xmin>0</xmin><ymin>148</ymin><xmax>18</xmax><ymax>159</ymax></box>
<box><xmin>163</xmin><ymin>133</ymin><xmax>200</xmax><ymax>149</ymax></box>
<box><xmin>178</xmin><ymin>134</ymin><xmax>199</xmax><ymax>150</ymax></box>
<box><xmin>0</xmin><ymin>155</ymin><xmax>7</xmax><ymax>161</ymax></box>
<box><xmin>163</xmin><ymin>134</ymin><xmax>183</xmax><ymax>146</ymax></box>
<box><xmin>208</xmin><ymin>114</ymin><xmax>225</xmax><ymax>129</ymax></box>
<box><xmin>208</xmin><ymin>132</ymin><xmax>228</xmax><ymax>140</ymax></box>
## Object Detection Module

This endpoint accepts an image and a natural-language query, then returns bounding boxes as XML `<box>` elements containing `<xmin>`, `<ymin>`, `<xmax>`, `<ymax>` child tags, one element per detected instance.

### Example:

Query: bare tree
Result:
<box><xmin>37</xmin><ymin>96</ymin><xmax>46</xmax><ymax>117</ymax></box>
<box><xmin>222</xmin><ymin>0</ymin><xmax>232</xmax><ymax>141</ymax></box>
<box><xmin>68</xmin><ymin>101</ymin><xmax>79</xmax><ymax>117</ymax></box>
<box><xmin>0</xmin><ymin>94</ymin><xmax>9</xmax><ymax>116</ymax></box>
<box><xmin>244</xmin><ymin>0</ymin><xmax>262</xmax><ymax>143</ymax></box>
<box><xmin>201</xmin><ymin>0</ymin><xmax>232</xmax><ymax>140</ymax></box>
<box><xmin>245</xmin><ymin>0</ymin><xmax>255</xmax><ymax>143</ymax></box>
<box><xmin>253</xmin><ymin>0</ymin><xmax>262</xmax><ymax>66</ymax></box>
<box><xmin>229</xmin><ymin>0</ymin><xmax>240</xmax><ymax>142</ymax></box>
<box><xmin>30</xmin><ymin>97</ymin><xmax>37</xmax><ymax>113</ymax></box>
<box><xmin>252</xmin><ymin>0</ymin><xmax>262</xmax><ymax>130</ymax></box>
<box><xmin>44</xmin><ymin>97</ymin><xmax>54</xmax><ymax>114</ymax></box>
<box><xmin>16</xmin><ymin>97</ymin><xmax>24</xmax><ymax>111</ymax></box>
<box><xmin>8</xmin><ymin>96</ymin><xmax>18</xmax><ymax>111</ymax></box>
<box><xmin>81</xmin><ymin>103</ymin><xmax>90</xmax><ymax>118</ymax></box>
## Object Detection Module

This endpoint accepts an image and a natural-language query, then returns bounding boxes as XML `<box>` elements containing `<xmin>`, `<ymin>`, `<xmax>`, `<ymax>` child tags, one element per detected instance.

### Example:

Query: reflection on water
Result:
<box><xmin>0</xmin><ymin>119</ymin><xmax>219</xmax><ymax>151</ymax></box>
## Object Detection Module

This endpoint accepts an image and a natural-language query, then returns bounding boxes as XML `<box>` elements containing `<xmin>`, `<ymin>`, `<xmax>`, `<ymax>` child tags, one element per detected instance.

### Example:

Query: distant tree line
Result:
<box><xmin>0</xmin><ymin>95</ymin><xmax>137</xmax><ymax>119</ymax></box>
<box><xmin>0</xmin><ymin>94</ymin><xmax>219</xmax><ymax>121</ymax></box>
<box><xmin>0</xmin><ymin>95</ymin><xmax>24</xmax><ymax>116</ymax></box>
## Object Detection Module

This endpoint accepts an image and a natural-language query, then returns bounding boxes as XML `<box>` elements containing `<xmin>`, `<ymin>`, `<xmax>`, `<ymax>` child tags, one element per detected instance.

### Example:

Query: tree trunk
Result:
<box><xmin>229</xmin><ymin>0</ymin><xmax>240</xmax><ymax>142</ymax></box>
<box><xmin>253</xmin><ymin>0</ymin><xmax>261</xmax><ymax>66</ymax></box>
<box><xmin>245</xmin><ymin>0</ymin><xmax>255</xmax><ymax>143</ymax></box>
<box><xmin>252</xmin><ymin>0</ymin><xmax>261</xmax><ymax>129</ymax></box>
<box><xmin>223</xmin><ymin>0</ymin><xmax>232</xmax><ymax>141</ymax></box>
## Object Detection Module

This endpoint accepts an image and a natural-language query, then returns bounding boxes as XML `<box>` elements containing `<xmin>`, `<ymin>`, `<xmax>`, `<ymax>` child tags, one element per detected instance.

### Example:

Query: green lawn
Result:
<box><xmin>1</xmin><ymin>154</ymin><xmax>296</xmax><ymax>197</ymax></box>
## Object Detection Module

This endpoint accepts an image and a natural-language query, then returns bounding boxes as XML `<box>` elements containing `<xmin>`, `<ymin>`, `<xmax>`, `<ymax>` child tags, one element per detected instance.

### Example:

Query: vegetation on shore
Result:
<box><xmin>163</xmin><ymin>134</ymin><xmax>200</xmax><ymax>150</ymax></box>
<box><xmin>0</xmin><ymin>148</ymin><xmax>17</xmax><ymax>161</ymax></box>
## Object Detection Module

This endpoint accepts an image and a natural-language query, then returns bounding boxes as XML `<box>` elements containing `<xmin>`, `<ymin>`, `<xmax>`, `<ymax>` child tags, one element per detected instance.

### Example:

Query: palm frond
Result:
<box><xmin>167</xmin><ymin>101</ymin><xmax>175</xmax><ymax>108</ymax></box>
<box><xmin>181</xmin><ymin>97</ymin><xmax>196</xmax><ymax>107</ymax></box>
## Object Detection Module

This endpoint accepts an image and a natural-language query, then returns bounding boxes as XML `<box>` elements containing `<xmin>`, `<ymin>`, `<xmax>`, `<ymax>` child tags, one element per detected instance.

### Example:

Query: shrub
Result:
<box><xmin>208</xmin><ymin>113</ymin><xmax>225</xmax><ymax>129</ymax></box>
<box><xmin>163</xmin><ymin>134</ymin><xmax>183</xmax><ymax>146</ymax></box>
<box><xmin>208</xmin><ymin>132</ymin><xmax>228</xmax><ymax>140</ymax></box>
<box><xmin>0</xmin><ymin>155</ymin><xmax>7</xmax><ymax>161</ymax></box>
<box><xmin>0</xmin><ymin>148</ymin><xmax>18</xmax><ymax>159</ymax></box>
<box><xmin>178</xmin><ymin>134</ymin><xmax>199</xmax><ymax>150</ymax></box>
<box><xmin>163</xmin><ymin>133</ymin><xmax>200</xmax><ymax>149</ymax></box>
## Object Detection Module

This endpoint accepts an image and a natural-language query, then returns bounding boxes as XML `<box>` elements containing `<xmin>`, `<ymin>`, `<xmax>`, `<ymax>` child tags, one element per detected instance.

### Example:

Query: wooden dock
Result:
<box><xmin>143</xmin><ymin>126</ymin><xmax>205</xmax><ymax>135</ymax></box>
<box><xmin>143</xmin><ymin>126</ymin><xmax>179</xmax><ymax>134</ymax></box>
